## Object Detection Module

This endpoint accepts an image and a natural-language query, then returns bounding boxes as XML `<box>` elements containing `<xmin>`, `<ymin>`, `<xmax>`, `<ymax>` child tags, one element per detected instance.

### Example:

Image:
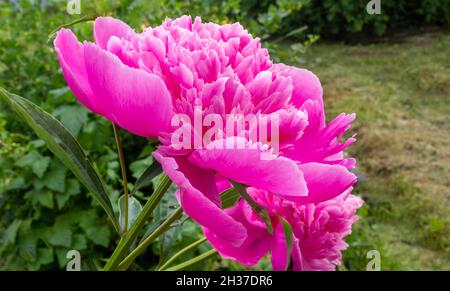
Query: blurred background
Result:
<box><xmin>0</xmin><ymin>0</ymin><xmax>449</xmax><ymax>270</ymax></box>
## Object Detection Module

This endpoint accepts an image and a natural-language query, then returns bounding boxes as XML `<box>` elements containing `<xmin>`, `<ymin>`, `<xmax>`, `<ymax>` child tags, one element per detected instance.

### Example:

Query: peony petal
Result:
<box><xmin>84</xmin><ymin>43</ymin><xmax>173</xmax><ymax>137</ymax></box>
<box><xmin>298</xmin><ymin>163</ymin><xmax>357</xmax><ymax>203</ymax></box>
<box><xmin>153</xmin><ymin>150</ymin><xmax>247</xmax><ymax>246</ymax></box>
<box><xmin>204</xmin><ymin>200</ymin><xmax>272</xmax><ymax>266</ymax></box>
<box><xmin>283</xmin><ymin>100</ymin><xmax>356</xmax><ymax>168</ymax></box>
<box><xmin>94</xmin><ymin>17</ymin><xmax>133</xmax><ymax>49</ymax></box>
<box><xmin>54</xmin><ymin>29</ymin><xmax>96</xmax><ymax>113</ymax></box>
<box><xmin>291</xmin><ymin>236</ymin><xmax>304</xmax><ymax>271</ymax></box>
<box><xmin>272</xmin><ymin>64</ymin><xmax>323</xmax><ymax>109</ymax></box>
<box><xmin>272</xmin><ymin>108</ymin><xmax>308</xmax><ymax>148</ymax></box>
<box><xmin>271</xmin><ymin>224</ymin><xmax>289</xmax><ymax>271</ymax></box>
<box><xmin>189</xmin><ymin>137</ymin><xmax>308</xmax><ymax>200</ymax></box>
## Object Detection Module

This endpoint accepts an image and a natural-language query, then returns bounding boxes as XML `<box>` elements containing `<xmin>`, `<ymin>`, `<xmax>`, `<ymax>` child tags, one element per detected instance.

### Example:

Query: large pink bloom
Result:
<box><xmin>54</xmin><ymin>16</ymin><xmax>360</xmax><ymax>268</ymax></box>
<box><xmin>204</xmin><ymin>187</ymin><xmax>363</xmax><ymax>270</ymax></box>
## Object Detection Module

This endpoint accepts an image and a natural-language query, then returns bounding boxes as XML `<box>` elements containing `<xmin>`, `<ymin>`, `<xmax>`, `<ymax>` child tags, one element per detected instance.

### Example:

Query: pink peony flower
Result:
<box><xmin>204</xmin><ymin>187</ymin><xmax>363</xmax><ymax>270</ymax></box>
<box><xmin>54</xmin><ymin>16</ymin><xmax>361</xmax><ymax>269</ymax></box>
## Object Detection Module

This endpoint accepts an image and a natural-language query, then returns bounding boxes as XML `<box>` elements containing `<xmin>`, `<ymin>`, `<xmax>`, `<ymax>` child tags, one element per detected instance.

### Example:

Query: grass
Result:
<box><xmin>287</xmin><ymin>32</ymin><xmax>450</xmax><ymax>270</ymax></box>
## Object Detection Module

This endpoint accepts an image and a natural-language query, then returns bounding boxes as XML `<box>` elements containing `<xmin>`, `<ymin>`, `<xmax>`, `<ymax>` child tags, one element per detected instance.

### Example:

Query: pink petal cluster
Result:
<box><xmin>205</xmin><ymin>187</ymin><xmax>363</xmax><ymax>270</ymax></box>
<box><xmin>54</xmin><ymin>16</ymin><xmax>363</xmax><ymax>270</ymax></box>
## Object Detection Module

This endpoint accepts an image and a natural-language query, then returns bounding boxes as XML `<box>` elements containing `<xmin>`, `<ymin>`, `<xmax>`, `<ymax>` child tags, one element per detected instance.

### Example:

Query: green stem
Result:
<box><xmin>104</xmin><ymin>174</ymin><xmax>172</xmax><ymax>271</ymax></box>
<box><xmin>48</xmin><ymin>16</ymin><xmax>96</xmax><ymax>42</ymax></box>
<box><xmin>158</xmin><ymin>237</ymin><xmax>207</xmax><ymax>271</ymax></box>
<box><xmin>113</xmin><ymin>123</ymin><xmax>129</xmax><ymax>234</ymax></box>
<box><xmin>118</xmin><ymin>207</ymin><xmax>184</xmax><ymax>270</ymax></box>
<box><xmin>164</xmin><ymin>249</ymin><xmax>218</xmax><ymax>271</ymax></box>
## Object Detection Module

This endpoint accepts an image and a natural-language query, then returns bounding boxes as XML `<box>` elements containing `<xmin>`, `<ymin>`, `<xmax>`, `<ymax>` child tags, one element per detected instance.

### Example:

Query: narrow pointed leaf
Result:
<box><xmin>220</xmin><ymin>187</ymin><xmax>240</xmax><ymax>209</ymax></box>
<box><xmin>132</xmin><ymin>161</ymin><xmax>162</xmax><ymax>194</ymax></box>
<box><xmin>0</xmin><ymin>87</ymin><xmax>120</xmax><ymax>233</ymax></box>
<box><xmin>230</xmin><ymin>181</ymin><xmax>273</xmax><ymax>235</ymax></box>
<box><xmin>277</xmin><ymin>215</ymin><xmax>294</xmax><ymax>271</ymax></box>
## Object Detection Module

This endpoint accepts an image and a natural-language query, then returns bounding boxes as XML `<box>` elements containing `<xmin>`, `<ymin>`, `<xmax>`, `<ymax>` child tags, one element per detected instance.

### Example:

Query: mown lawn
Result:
<box><xmin>289</xmin><ymin>33</ymin><xmax>450</xmax><ymax>270</ymax></box>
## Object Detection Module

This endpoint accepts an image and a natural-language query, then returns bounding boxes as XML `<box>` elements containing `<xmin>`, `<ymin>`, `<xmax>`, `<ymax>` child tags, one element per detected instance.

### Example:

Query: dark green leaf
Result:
<box><xmin>42</xmin><ymin>161</ymin><xmax>66</xmax><ymax>193</ymax></box>
<box><xmin>82</xmin><ymin>256</ymin><xmax>100</xmax><ymax>271</ymax></box>
<box><xmin>71</xmin><ymin>234</ymin><xmax>87</xmax><ymax>250</ymax></box>
<box><xmin>132</xmin><ymin>160</ymin><xmax>162</xmax><ymax>194</ymax></box>
<box><xmin>85</xmin><ymin>224</ymin><xmax>111</xmax><ymax>247</ymax></box>
<box><xmin>15</xmin><ymin>151</ymin><xmax>50</xmax><ymax>178</ymax></box>
<box><xmin>0</xmin><ymin>87</ymin><xmax>120</xmax><ymax>234</ymax></box>
<box><xmin>32</xmin><ymin>156</ymin><xmax>51</xmax><ymax>178</ymax></box>
<box><xmin>37</xmin><ymin>247</ymin><xmax>54</xmax><ymax>266</ymax></box>
<box><xmin>55</xmin><ymin>178</ymin><xmax>81</xmax><ymax>209</ymax></box>
<box><xmin>19</xmin><ymin>233</ymin><xmax>39</xmax><ymax>262</ymax></box>
<box><xmin>160</xmin><ymin>219</ymin><xmax>183</xmax><ymax>263</ymax></box>
<box><xmin>43</xmin><ymin>222</ymin><xmax>72</xmax><ymax>248</ymax></box>
<box><xmin>25</xmin><ymin>189</ymin><xmax>54</xmax><ymax>208</ymax></box>
<box><xmin>6</xmin><ymin>176</ymin><xmax>26</xmax><ymax>190</ymax></box>
<box><xmin>55</xmin><ymin>249</ymin><xmax>69</xmax><ymax>268</ymax></box>
<box><xmin>2</xmin><ymin>220</ymin><xmax>22</xmax><ymax>247</ymax></box>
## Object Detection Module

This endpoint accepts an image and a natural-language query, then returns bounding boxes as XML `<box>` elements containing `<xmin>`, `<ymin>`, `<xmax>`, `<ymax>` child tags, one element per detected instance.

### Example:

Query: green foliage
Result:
<box><xmin>0</xmin><ymin>87</ymin><xmax>120</xmax><ymax>233</ymax></box>
<box><xmin>291</xmin><ymin>0</ymin><xmax>450</xmax><ymax>40</ymax></box>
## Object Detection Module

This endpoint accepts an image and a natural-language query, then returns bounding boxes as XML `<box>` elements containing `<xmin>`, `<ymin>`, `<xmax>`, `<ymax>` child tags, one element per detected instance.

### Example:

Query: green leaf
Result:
<box><xmin>55</xmin><ymin>178</ymin><xmax>81</xmax><ymax>209</ymax></box>
<box><xmin>221</xmin><ymin>187</ymin><xmax>241</xmax><ymax>208</ymax></box>
<box><xmin>37</xmin><ymin>247</ymin><xmax>54</xmax><ymax>266</ymax></box>
<box><xmin>55</xmin><ymin>249</ymin><xmax>69</xmax><ymax>268</ymax></box>
<box><xmin>15</xmin><ymin>151</ymin><xmax>50</xmax><ymax>178</ymax></box>
<box><xmin>25</xmin><ymin>189</ymin><xmax>54</xmax><ymax>208</ymax></box>
<box><xmin>118</xmin><ymin>195</ymin><xmax>143</xmax><ymax>231</ymax></box>
<box><xmin>160</xmin><ymin>222</ymin><xmax>183</xmax><ymax>263</ymax></box>
<box><xmin>42</xmin><ymin>160</ymin><xmax>66</xmax><ymax>193</ymax></box>
<box><xmin>49</xmin><ymin>86</ymin><xmax>71</xmax><ymax>99</ymax></box>
<box><xmin>0</xmin><ymin>87</ymin><xmax>120</xmax><ymax>234</ymax></box>
<box><xmin>32</xmin><ymin>156</ymin><xmax>51</xmax><ymax>178</ymax></box>
<box><xmin>82</xmin><ymin>256</ymin><xmax>100</xmax><ymax>271</ymax></box>
<box><xmin>43</xmin><ymin>219</ymin><xmax>72</xmax><ymax>248</ymax></box>
<box><xmin>2</xmin><ymin>220</ymin><xmax>22</xmax><ymax>247</ymax></box>
<box><xmin>19</xmin><ymin>233</ymin><xmax>39</xmax><ymax>262</ymax></box>
<box><xmin>132</xmin><ymin>160</ymin><xmax>162</xmax><ymax>194</ymax></box>
<box><xmin>230</xmin><ymin>181</ymin><xmax>274</xmax><ymax>235</ymax></box>
<box><xmin>53</xmin><ymin>105</ymin><xmax>88</xmax><ymax>135</ymax></box>
<box><xmin>6</xmin><ymin>176</ymin><xmax>26</xmax><ymax>190</ymax></box>
<box><xmin>78</xmin><ymin>209</ymin><xmax>99</xmax><ymax>231</ymax></box>
<box><xmin>71</xmin><ymin>234</ymin><xmax>87</xmax><ymax>251</ymax></box>
<box><xmin>277</xmin><ymin>215</ymin><xmax>294</xmax><ymax>271</ymax></box>
<box><xmin>85</xmin><ymin>224</ymin><xmax>111</xmax><ymax>247</ymax></box>
<box><xmin>129</xmin><ymin>156</ymin><xmax>153</xmax><ymax>179</ymax></box>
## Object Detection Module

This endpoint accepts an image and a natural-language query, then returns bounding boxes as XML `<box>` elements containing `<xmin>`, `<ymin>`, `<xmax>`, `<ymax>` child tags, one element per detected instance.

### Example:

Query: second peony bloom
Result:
<box><xmin>54</xmin><ymin>15</ymin><xmax>362</xmax><ymax>270</ymax></box>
